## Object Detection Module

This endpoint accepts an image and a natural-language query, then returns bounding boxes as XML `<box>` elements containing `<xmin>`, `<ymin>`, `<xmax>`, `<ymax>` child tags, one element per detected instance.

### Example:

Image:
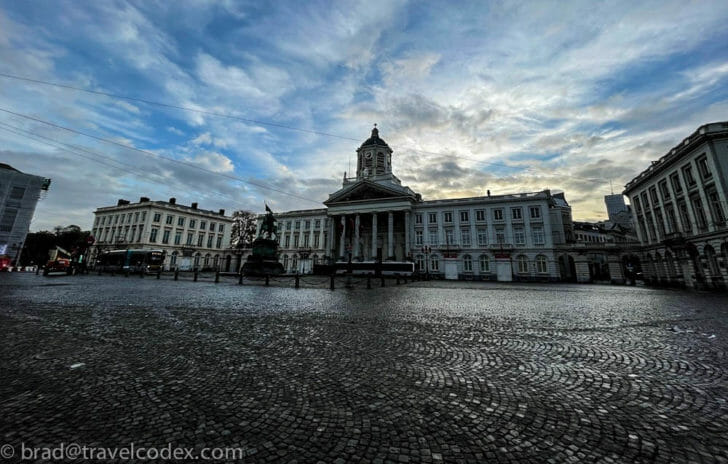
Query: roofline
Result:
<box><xmin>94</xmin><ymin>200</ymin><xmax>232</xmax><ymax>219</ymax></box>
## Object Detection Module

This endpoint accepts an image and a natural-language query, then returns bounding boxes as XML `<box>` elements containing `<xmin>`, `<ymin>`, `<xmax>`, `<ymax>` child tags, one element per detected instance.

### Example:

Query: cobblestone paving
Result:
<box><xmin>1</xmin><ymin>274</ymin><xmax>727</xmax><ymax>463</ymax></box>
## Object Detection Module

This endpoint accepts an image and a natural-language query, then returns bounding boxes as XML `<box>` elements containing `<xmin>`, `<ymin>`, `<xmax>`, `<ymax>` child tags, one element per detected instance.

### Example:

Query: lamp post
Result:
<box><xmin>422</xmin><ymin>246</ymin><xmax>431</xmax><ymax>281</ymax></box>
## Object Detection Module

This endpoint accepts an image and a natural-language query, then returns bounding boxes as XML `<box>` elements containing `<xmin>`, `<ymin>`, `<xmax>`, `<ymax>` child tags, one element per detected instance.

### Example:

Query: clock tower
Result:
<box><xmin>355</xmin><ymin>125</ymin><xmax>394</xmax><ymax>180</ymax></box>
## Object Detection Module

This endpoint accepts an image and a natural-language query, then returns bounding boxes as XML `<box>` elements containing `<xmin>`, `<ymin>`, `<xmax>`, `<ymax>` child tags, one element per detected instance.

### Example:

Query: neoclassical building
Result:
<box><xmin>266</xmin><ymin>127</ymin><xmax>575</xmax><ymax>281</ymax></box>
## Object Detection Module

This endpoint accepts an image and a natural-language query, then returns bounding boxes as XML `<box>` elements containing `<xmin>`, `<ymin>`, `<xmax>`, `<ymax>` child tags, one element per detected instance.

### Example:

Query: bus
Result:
<box><xmin>96</xmin><ymin>249</ymin><xmax>165</xmax><ymax>274</ymax></box>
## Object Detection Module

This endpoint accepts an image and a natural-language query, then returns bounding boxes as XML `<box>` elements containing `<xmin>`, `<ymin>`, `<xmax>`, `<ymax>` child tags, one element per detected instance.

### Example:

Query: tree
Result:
<box><xmin>20</xmin><ymin>225</ymin><xmax>91</xmax><ymax>266</ymax></box>
<box><xmin>230</xmin><ymin>211</ymin><xmax>258</xmax><ymax>248</ymax></box>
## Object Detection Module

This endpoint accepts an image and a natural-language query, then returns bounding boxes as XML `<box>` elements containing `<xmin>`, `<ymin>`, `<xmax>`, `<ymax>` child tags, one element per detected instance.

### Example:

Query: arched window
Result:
<box><xmin>517</xmin><ymin>255</ymin><xmax>529</xmax><ymax>274</ymax></box>
<box><xmin>292</xmin><ymin>255</ymin><xmax>298</xmax><ymax>272</ymax></box>
<box><xmin>204</xmin><ymin>254</ymin><xmax>210</xmax><ymax>267</ymax></box>
<box><xmin>415</xmin><ymin>254</ymin><xmax>424</xmax><ymax>272</ymax></box>
<box><xmin>194</xmin><ymin>253</ymin><xmax>201</xmax><ymax>268</ymax></box>
<box><xmin>430</xmin><ymin>254</ymin><xmax>440</xmax><ymax>272</ymax></box>
<box><xmin>376</xmin><ymin>152</ymin><xmax>385</xmax><ymax>174</ymax></box>
<box><xmin>312</xmin><ymin>254</ymin><xmax>318</xmax><ymax>265</ymax></box>
<box><xmin>170</xmin><ymin>251</ymin><xmax>178</xmax><ymax>267</ymax></box>
<box><xmin>463</xmin><ymin>254</ymin><xmax>472</xmax><ymax>272</ymax></box>
<box><xmin>213</xmin><ymin>254</ymin><xmax>219</xmax><ymax>269</ymax></box>
<box><xmin>283</xmin><ymin>255</ymin><xmax>289</xmax><ymax>271</ymax></box>
<box><xmin>536</xmin><ymin>255</ymin><xmax>548</xmax><ymax>273</ymax></box>
<box><xmin>479</xmin><ymin>254</ymin><xmax>490</xmax><ymax>273</ymax></box>
<box><xmin>664</xmin><ymin>251</ymin><xmax>676</xmax><ymax>277</ymax></box>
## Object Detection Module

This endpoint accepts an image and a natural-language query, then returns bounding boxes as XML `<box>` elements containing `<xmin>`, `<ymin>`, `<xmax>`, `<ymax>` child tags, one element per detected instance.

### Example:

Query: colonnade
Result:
<box><xmin>327</xmin><ymin>211</ymin><xmax>410</xmax><ymax>261</ymax></box>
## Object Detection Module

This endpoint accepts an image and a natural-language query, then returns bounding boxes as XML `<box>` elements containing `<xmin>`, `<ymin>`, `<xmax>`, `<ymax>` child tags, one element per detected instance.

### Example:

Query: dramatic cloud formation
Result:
<box><xmin>0</xmin><ymin>0</ymin><xmax>727</xmax><ymax>231</ymax></box>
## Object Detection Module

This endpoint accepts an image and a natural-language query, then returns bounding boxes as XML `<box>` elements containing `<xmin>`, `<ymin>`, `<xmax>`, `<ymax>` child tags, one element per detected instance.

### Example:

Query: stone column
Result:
<box><xmin>387</xmin><ymin>211</ymin><xmax>394</xmax><ymax>259</ymax></box>
<box><xmin>371</xmin><ymin>213</ymin><xmax>378</xmax><ymax>259</ymax></box>
<box><xmin>327</xmin><ymin>217</ymin><xmax>334</xmax><ymax>258</ymax></box>
<box><xmin>339</xmin><ymin>215</ymin><xmax>346</xmax><ymax>259</ymax></box>
<box><xmin>354</xmin><ymin>214</ymin><xmax>360</xmax><ymax>258</ymax></box>
<box><xmin>404</xmin><ymin>211</ymin><xmax>411</xmax><ymax>257</ymax></box>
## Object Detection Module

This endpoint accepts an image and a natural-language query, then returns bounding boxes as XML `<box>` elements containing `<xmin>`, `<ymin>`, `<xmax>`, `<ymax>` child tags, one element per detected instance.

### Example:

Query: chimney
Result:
<box><xmin>219</xmin><ymin>209</ymin><xmax>225</xmax><ymax>216</ymax></box>
<box><xmin>139</xmin><ymin>196</ymin><xmax>150</xmax><ymax>203</ymax></box>
<box><xmin>117</xmin><ymin>199</ymin><xmax>129</xmax><ymax>206</ymax></box>
<box><xmin>169</xmin><ymin>197</ymin><xmax>176</xmax><ymax>205</ymax></box>
<box><xmin>191</xmin><ymin>202</ymin><xmax>198</xmax><ymax>210</ymax></box>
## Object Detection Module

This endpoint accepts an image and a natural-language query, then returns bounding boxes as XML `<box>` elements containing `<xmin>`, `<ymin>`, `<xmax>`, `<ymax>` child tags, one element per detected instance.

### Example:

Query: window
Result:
<box><xmin>200</xmin><ymin>221</ymin><xmax>206</xmax><ymax>230</ymax></box>
<box><xmin>463</xmin><ymin>255</ymin><xmax>472</xmax><ymax>272</ymax></box>
<box><xmin>496</xmin><ymin>228</ymin><xmax>505</xmax><ymax>244</ymax></box>
<box><xmin>536</xmin><ymin>255</ymin><xmax>548</xmax><ymax>273</ymax></box>
<box><xmin>479</xmin><ymin>255</ymin><xmax>490</xmax><ymax>273</ymax></box>
<box><xmin>162</xmin><ymin>230</ymin><xmax>170</xmax><ymax>244</ymax></box>
<box><xmin>654</xmin><ymin>208</ymin><xmax>666</xmax><ymax>237</ymax></box>
<box><xmin>114</xmin><ymin>215</ymin><xmax>119</xmax><ymax>224</ymax></box>
<box><xmin>166</xmin><ymin>215</ymin><xmax>174</xmax><ymax>225</ymax></box>
<box><xmin>186</xmin><ymin>233</ymin><xmax>194</xmax><ymax>246</ymax></box>
<box><xmin>295</xmin><ymin>221</ymin><xmax>301</xmax><ymax>230</ymax></box>
<box><xmin>460</xmin><ymin>211</ymin><xmax>469</xmax><ymax>223</ymax></box>
<box><xmin>209</xmin><ymin>222</ymin><xmax>215</xmax><ymax>231</ymax></box>
<box><xmin>708</xmin><ymin>191</ymin><xmax>725</xmax><ymax>224</ymax></box>
<box><xmin>511</xmin><ymin>208</ymin><xmax>522</xmax><ymax>220</ymax></box>
<box><xmin>444</xmin><ymin>212</ymin><xmax>453</xmax><ymax>223</ymax></box>
<box><xmin>134</xmin><ymin>212</ymin><xmax>139</xmax><ymax>223</ymax></box>
<box><xmin>286</xmin><ymin>222</ymin><xmax>292</xmax><ymax>230</ymax></box>
<box><xmin>218</xmin><ymin>224</ymin><xmax>224</xmax><ymax>233</ymax></box>
<box><xmin>150</xmin><ymin>228</ymin><xmax>158</xmax><ymax>243</ymax></box>
<box><xmin>204</xmin><ymin>254</ymin><xmax>210</xmax><ymax>267</ymax></box>
<box><xmin>174</xmin><ymin>231</ymin><xmax>182</xmax><ymax>245</ymax></box>
<box><xmin>189</xmin><ymin>219</ymin><xmax>196</xmax><ymax>229</ymax></box>
<box><xmin>649</xmin><ymin>187</ymin><xmax>659</xmax><ymax>205</ymax></box>
<box><xmin>670</xmin><ymin>173</ymin><xmax>683</xmax><ymax>194</ymax></box>
<box><xmin>415</xmin><ymin>230</ymin><xmax>423</xmax><ymax>246</ymax></box>
<box><xmin>641</xmin><ymin>192</ymin><xmax>650</xmax><ymax>209</ymax></box>
<box><xmin>194</xmin><ymin>253</ymin><xmax>201</xmax><ymax>268</ymax></box>
<box><xmin>315</xmin><ymin>219</ymin><xmax>321</xmax><ymax>229</ymax></box>
<box><xmin>477</xmin><ymin>228</ymin><xmax>488</xmax><ymax>247</ymax></box>
<box><xmin>415</xmin><ymin>255</ymin><xmax>424</xmax><ymax>272</ymax></box>
<box><xmin>207</xmin><ymin>235</ymin><xmax>214</xmax><ymax>248</ymax></box>
<box><xmin>177</xmin><ymin>217</ymin><xmax>185</xmax><ymax>227</ymax></box>
<box><xmin>101</xmin><ymin>216</ymin><xmax>106</xmax><ymax>225</ymax></box>
<box><xmin>283</xmin><ymin>255</ymin><xmax>289</xmax><ymax>271</ymax></box>
<box><xmin>428</xmin><ymin>212</ymin><xmax>437</xmax><ymax>224</ymax></box>
<box><xmin>691</xmin><ymin>197</ymin><xmax>707</xmax><ymax>230</ymax></box>
<box><xmin>529</xmin><ymin>206</ymin><xmax>541</xmax><ymax>219</ymax></box>
<box><xmin>430</xmin><ymin>255</ymin><xmax>439</xmax><ymax>271</ymax></box>
<box><xmin>0</xmin><ymin>208</ymin><xmax>17</xmax><ymax>232</ymax></box>
<box><xmin>197</xmin><ymin>234</ymin><xmax>204</xmax><ymax>247</ymax></box>
<box><xmin>658</xmin><ymin>180</ymin><xmax>670</xmax><ymax>201</ymax></box>
<box><xmin>9</xmin><ymin>186</ymin><xmax>25</xmax><ymax>199</ymax></box>
<box><xmin>216</xmin><ymin>236</ymin><xmax>223</xmax><ymax>248</ymax></box>
<box><xmin>476</xmin><ymin>209</ymin><xmax>486</xmax><ymax>222</ymax></box>
<box><xmin>303</xmin><ymin>234</ymin><xmax>310</xmax><ymax>247</ymax></box>
<box><xmin>493</xmin><ymin>209</ymin><xmax>504</xmax><ymax>221</ymax></box>
<box><xmin>292</xmin><ymin>255</ymin><xmax>298</xmax><ymax>271</ymax></box>
<box><xmin>293</xmin><ymin>235</ymin><xmax>299</xmax><ymax>248</ymax></box>
<box><xmin>127</xmin><ymin>213</ymin><xmax>132</xmax><ymax>223</ymax></box>
<box><xmin>666</xmin><ymin>207</ymin><xmax>678</xmax><ymax>234</ymax></box>
<box><xmin>284</xmin><ymin>235</ymin><xmax>290</xmax><ymax>248</ymax></box>
<box><xmin>683</xmin><ymin>165</ymin><xmax>696</xmax><ymax>186</ymax></box>
<box><xmin>514</xmin><ymin>227</ymin><xmax>525</xmax><ymax>246</ymax></box>
<box><xmin>415</xmin><ymin>213</ymin><xmax>423</xmax><ymax>225</ymax></box>
<box><xmin>141</xmin><ymin>211</ymin><xmax>146</xmax><ymax>222</ymax></box>
<box><xmin>170</xmin><ymin>252</ymin><xmax>177</xmax><ymax>267</ymax></box>
<box><xmin>461</xmin><ymin>228</ymin><xmax>471</xmax><ymax>246</ymax></box>
<box><xmin>137</xmin><ymin>227</ymin><xmax>143</xmax><ymax>242</ymax></box>
<box><xmin>304</xmin><ymin>220</ymin><xmax>310</xmax><ymax>230</ymax></box>
<box><xmin>429</xmin><ymin>229</ymin><xmax>438</xmax><ymax>246</ymax></box>
<box><xmin>314</xmin><ymin>233</ymin><xmax>320</xmax><ymax>248</ymax></box>
<box><xmin>517</xmin><ymin>255</ymin><xmax>529</xmax><ymax>274</ymax></box>
<box><xmin>445</xmin><ymin>229</ymin><xmax>454</xmax><ymax>245</ymax></box>
<box><xmin>532</xmin><ymin>226</ymin><xmax>545</xmax><ymax>245</ymax></box>
<box><xmin>697</xmin><ymin>155</ymin><xmax>712</xmax><ymax>179</ymax></box>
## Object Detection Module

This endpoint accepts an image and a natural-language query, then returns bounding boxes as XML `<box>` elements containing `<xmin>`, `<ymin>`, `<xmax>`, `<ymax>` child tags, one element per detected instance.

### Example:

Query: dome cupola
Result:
<box><xmin>356</xmin><ymin>124</ymin><xmax>393</xmax><ymax>180</ymax></box>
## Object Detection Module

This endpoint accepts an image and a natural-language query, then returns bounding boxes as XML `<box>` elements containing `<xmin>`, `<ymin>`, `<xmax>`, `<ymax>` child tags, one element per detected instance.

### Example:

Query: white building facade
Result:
<box><xmin>624</xmin><ymin>121</ymin><xmax>728</xmax><ymax>289</ymax></box>
<box><xmin>263</xmin><ymin>127</ymin><xmax>575</xmax><ymax>281</ymax></box>
<box><xmin>0</xmin><ymin>163</ymin><xmax>49</xmax><ymax>264</ymax></box>
<box><xmin>89</xmin><ymin>197</ymin><xmax>233</xmax><ymax>271</ymax></box>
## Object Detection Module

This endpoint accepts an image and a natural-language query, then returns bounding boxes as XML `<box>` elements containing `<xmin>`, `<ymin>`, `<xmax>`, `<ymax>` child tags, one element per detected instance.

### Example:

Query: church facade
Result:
<box><xmin>260</xmin><ymin>127</ymin><xmax>575</xmax><ymax>281</ymax></box>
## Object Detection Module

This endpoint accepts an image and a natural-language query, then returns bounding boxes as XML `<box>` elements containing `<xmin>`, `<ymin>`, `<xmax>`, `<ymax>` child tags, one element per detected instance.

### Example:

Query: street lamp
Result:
<box><xmin>422</xmin><ymin>246</ymin><xmax>431</xmax><ymax>281</ymax></box>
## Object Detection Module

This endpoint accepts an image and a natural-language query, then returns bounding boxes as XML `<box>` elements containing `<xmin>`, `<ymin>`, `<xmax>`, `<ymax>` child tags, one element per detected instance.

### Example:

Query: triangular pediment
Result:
<box><xmin>325</xmin><ymin>180</ymin><xmax>415</xmax><ymax>205</ymax></box>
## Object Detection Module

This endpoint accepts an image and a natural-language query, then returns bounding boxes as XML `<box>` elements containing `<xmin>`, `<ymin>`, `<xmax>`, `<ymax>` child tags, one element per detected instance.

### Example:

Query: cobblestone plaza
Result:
<box><xmin>1</xmin><ymin>274</ymin><xmax>727</xmax><ymax>463</ymax></box>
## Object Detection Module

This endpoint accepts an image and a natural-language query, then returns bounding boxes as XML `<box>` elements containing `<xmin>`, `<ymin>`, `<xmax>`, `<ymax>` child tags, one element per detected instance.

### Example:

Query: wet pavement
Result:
<box><xmin>1</xmin><ymin>273</ymin><xmax>727</xmax><ymax>463</ymax></box>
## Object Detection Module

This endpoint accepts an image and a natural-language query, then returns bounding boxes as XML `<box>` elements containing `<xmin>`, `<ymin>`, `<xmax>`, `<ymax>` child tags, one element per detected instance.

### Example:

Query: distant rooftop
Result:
<box><xmin>0</xmin><ymin>163</ymin><xmax>21</xmax><ymax>172</ymax></box>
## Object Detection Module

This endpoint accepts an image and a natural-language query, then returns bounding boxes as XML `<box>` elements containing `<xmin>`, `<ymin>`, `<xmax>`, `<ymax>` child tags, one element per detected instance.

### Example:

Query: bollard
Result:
<box><xmin>157</xmin><ymin>270</ymin><xmax>161</xmax><ymax>279</ymax></box>
<box><xmin>381</xmin><ymin>276</ymin><xmax>385</xmax><ymax>287</ymax></box>
<box><xmin>265</xmin><ymin>274</ymin><xmax>270</xmax><ymax>286</ymax></box>
<box><xmin>330</xmin><ymin>273</ymin><xmax>335</xmax><ymax>290</ymax></box>
<box><xmin>174</xmin><ymin>268</ymin><xmax>179</xmax><ymax>281</ymax></box>
<box><xmin>194</xmin><ymin>268</ymin><xmax>198</xmax><ymax>282</ymax></box>
<box><xmin>295</xmin><ymin>273</ymin><xmax>300</xmax><ymax>289</ymax></box>
<box><xmin>215</xmin><ymin>270</ymin><xmax>220</xmax><ymax>283</ymax></box>
<box><xmin>238</xmin><ymin>272</ymin><xmax>243</xmax><ymax>285</ymax></box>
<box><xmin>367</xmin><ymin>275</ymin><xmax>371</xmax><ymax>289</ymax></box>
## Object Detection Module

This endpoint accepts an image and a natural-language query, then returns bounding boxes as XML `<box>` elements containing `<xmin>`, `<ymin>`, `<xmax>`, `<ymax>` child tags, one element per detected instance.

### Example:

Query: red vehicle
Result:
<box><xmin>43</xmin><ymin>257</ymin><xmax>72</xmax><ymax>275</ymax></box>
<box><xmin>0</xmin><ymin>256</ymin><xmax>11</xmax><ymax>272</ymax></box>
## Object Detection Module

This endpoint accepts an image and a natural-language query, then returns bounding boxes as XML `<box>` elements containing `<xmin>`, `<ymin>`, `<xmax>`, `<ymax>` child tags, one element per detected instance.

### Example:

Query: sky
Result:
<box><xmin>1</xmin><ymin>0</ymin><xmax>727</xmax><ymax>231</ymax></box>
